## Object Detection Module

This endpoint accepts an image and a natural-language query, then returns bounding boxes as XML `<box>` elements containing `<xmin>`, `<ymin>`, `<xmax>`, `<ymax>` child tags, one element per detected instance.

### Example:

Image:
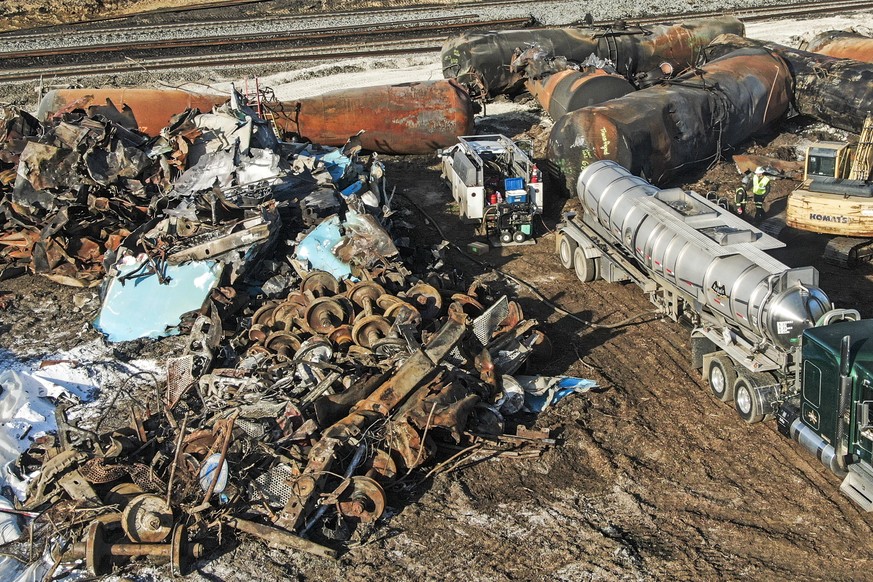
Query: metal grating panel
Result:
<box><xmin>253</xmin><ymin>464</ymin><xmax>295</xmax><ymax>507</ymax></box>
<box><xmin>472</xmin><ymin>295</ymin><xmax>509</xmax><ymax>345</ymax></box>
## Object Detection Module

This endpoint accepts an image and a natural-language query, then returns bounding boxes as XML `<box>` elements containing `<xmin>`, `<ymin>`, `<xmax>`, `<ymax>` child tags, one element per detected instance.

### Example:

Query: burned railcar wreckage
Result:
<box><xmin>37</xmin><ymin>80</ymin><xmax>475</xmax><ymax>155</ymax></box>
<box><xmin>0</xmin><ymin>86</ymin><xmax>589</xmax><ymax>576</ymax></box>
<box><xmin>440</xmin><ymin>16</ymin><xmax>744</xmax><ymax>99</ymax></box>
<box><xmin>547</xmin><ymin>47</ymin><xmax>793</xmax><ymax>191</ymax></box>
<box><xmin>706</xmin><ymin>34</ymin><xmax>873</xmax><ymax>134</ymax></box>
<box><xmin>805</xmin><ymin>30</ymin><xmax>873</xmax><ymax>63</ymax></box>
<box><xmin>4</xmin><ymin>5</ymin><xmax>873</xmax><ymax>579</ymax></box>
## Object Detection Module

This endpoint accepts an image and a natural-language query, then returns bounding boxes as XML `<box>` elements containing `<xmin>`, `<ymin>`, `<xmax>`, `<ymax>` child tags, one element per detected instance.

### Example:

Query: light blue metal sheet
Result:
<box><xmin>94</xmin><ymin>259</ymin><xmax>223</xmax><ymax>342</ymax></box>
<box><xmin>294</xmin><ymin>215</ymin><xmax>351</xmax><ymax>280</ymax></box>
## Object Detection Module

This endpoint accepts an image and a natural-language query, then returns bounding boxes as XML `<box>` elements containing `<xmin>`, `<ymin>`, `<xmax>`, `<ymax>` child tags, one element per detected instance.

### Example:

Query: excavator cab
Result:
<box><xmin>786</xmin><ymin>128</ymin><xmax>873</xmax><ymax>266</ymax></box>
<box><xmin>804</xmin><ymin>141</ymin><xmax>854</xmax><ymax>180</ymax></box>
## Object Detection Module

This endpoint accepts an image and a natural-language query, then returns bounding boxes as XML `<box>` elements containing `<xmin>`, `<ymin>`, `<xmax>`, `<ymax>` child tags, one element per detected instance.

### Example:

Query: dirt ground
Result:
<box><xmin>3</xmin><ymin>98</ymin><xmax>873</xmax><ymax>581</ymax></box>
<box><xmin>4</xmin><ymin>4</ymin><xmax>873</xmax><ymax>582</ymax></box>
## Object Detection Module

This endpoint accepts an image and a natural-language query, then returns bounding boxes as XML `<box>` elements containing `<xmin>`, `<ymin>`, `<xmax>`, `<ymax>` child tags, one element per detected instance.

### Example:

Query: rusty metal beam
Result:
<box><xmin>222</xmin><ymin>517</ymin><xmax>337</xmax><ymax>559</ymax></box>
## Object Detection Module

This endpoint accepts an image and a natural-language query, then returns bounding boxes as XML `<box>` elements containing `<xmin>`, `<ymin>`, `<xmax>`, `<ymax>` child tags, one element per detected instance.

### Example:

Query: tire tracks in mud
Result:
<box><xmin>501</xmin><ymin>251</ymin><xmax>873</xmax><ymax>578</ymax></box>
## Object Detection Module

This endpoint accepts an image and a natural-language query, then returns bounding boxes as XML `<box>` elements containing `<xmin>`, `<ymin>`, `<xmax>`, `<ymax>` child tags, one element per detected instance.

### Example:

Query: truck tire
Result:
<box><xmin>559</xmin><ymin>235</ymin><xmax>574</xmax><ymax>269</ymax></box>
<box><xmin>733</xmin><ymin>373</ymin><xmax>774</xmax><ymax>424</ymax></box>
<box><xmin>573</xmin><ymin>247</ymin><xmax>596</xmax><ymax>283</ymax></box>
<box><xmin>706</xmin><ymin>354</ymin><xmax>736</xmax><ymax>402</ymax></box>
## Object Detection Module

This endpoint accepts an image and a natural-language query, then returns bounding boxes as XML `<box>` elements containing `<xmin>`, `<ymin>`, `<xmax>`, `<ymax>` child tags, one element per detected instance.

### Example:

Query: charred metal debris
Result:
<box><xmin>0</xmin><ymin>87</ymin><xmax>575</xmax><ymax>575</ymax></box>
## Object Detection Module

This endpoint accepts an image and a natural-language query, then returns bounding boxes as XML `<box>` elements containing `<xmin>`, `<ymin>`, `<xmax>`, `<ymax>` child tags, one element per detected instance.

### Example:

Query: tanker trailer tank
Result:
<box><xmin>440</xmin><ymin>16</ymin><xmax>744</xmax><ymax>99</ymax></box>
<box><xmin>547</xmin><ymin>47</ymin><xmax>792</xmax><ymax>193</ymax></box>
<box><xmin>575</xmin><ymin>160</ymin><xmax>831</xmax><ymax>357</ymax></box>
<box><xmin>557</xmin><ymin>160</ymin><xmax>873</xmax><ymax>511</ymax></box>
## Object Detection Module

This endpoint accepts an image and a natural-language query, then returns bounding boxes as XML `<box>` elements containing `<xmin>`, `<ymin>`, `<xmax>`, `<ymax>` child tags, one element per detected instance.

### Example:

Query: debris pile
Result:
<box><xmin>0</xmin><ymin>86</ymin><xmax>593</xmax><ymax>577</ymax></box>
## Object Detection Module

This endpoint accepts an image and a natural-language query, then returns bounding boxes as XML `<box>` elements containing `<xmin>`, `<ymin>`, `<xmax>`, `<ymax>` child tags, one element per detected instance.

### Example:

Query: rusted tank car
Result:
<box><xmin>806</xmin><ymin>30</ymin><xmax>873</xmax><ymax>63</ymax></box>
<box><xmin>441</xmin><ymin>16</ymin><xmax>744</xmax><ymax>98</ymax></box>
<box><xmin>524</xmin><ymin>69</ymin><xmax>635</xmax><ymax>119</ymax></box>
<box><xmin>36</xmin><ymin>88</ymin><xmax>226</xmax><ymax>136</ymax></box>
<box><xmin>37</xmin><ymin>80</ymin><xmax>474</xmax><ymax>155</ymax></box>
<box><xmin>547</xmin><ymin>47</ymin><xmax>792</xmax><ymax>192</ymax></box>
<box><xmin>271</xmin><ymin>80</ymin><xmax>474</xmax><ymax>155</ymax></box>
<box><xmin>510</xmin><ymin>48</ymin><xmax>636</xmax><ymax>119</ymax></box>
<box><xmin>707</xmin><ymin>34</ymin><xmax>873</xmax><ymax>133</ymax></box>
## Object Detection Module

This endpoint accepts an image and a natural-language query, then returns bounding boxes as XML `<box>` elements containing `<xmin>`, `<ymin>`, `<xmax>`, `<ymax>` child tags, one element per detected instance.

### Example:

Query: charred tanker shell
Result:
<box><xmin>441</xmin><ymin>16</ymin><xmax>744</xmax><ymax>98</ymax></box>
<box><xmin>37</xmin><ymin>81</ymin><xmax>474</xmax><ymax>155</ymax></box>
<box><xmin>511</xmin><ymin>48</ymin><xmax>636</xmax><ymax>118</ymax></box>
<box><xmin>708</xmin><ymin>34</ymin><xmax>873</xmax><ymax>133</ymax></box>
<box><xmin>548</xmin><ymin>47</ymin><xmax>792</xmax><ymax>192</ymax></box>
<box><xmin>806</xmin><ymin>30</ymin><xmax>873</xmax><ymax>63</ymax></box>
<box><xmin>273</xmin><ymin>80</ymin><xmax>474</xmax><ymax>155</ymax></box>
<box><xmin>37</xmin><ymin>89</ymin><xmax>225</xmax><ymax>136</ymax></box>
<box><xmin>525</xmin><ymin>69</ymin><xmax>635</xmax><ymax>119</ymax></box>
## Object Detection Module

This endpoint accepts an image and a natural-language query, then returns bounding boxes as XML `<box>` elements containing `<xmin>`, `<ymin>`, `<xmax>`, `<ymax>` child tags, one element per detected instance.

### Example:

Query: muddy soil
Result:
<box><xmin>3</xmin><ymin>3</ymin><xmax>873</xmax><ymax>581</ymax></box>
<box><xmin>3</xmin><ymin>97</ymin><xmax>873</xmax><ymax>581</ymax></box>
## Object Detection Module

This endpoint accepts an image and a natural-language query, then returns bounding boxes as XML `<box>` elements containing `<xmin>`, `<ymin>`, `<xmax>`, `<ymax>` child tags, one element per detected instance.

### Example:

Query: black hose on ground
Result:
<box><xmin>397</xmin><ymin>193</ymin><xmax>660</xmax><ymax>330</ymax></box>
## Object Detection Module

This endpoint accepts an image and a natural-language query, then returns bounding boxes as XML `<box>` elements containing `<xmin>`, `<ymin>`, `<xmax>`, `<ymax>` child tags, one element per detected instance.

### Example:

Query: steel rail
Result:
<box><xmin>0</xmin><ymin>0</ymin><xmax>547</xmax><ymax>40</ymax></box>
<box><xmin>1</xmin><ymin>1</ymin><xmax>870</xmax><ymax>83</ymax></box>
<box><xmin>0</xmin><ymin>36</ymin><xmax>449</xmax><ymax>82</ymax></box>
<box><xmin>0</xmin><ymin>16</ymin><xmax>530</xmax><ymax>60</ymax></box>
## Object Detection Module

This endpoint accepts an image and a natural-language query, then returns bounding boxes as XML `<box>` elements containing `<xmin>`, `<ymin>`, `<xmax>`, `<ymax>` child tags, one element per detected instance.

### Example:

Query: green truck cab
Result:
<box><xmin>782</xmin><ymin>319</ymin><xmax>873</xmax><ymax>509</ymax></box>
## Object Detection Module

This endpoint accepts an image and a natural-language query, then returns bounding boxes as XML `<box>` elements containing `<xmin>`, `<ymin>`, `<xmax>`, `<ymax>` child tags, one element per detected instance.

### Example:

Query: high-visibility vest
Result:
<box><xmin>752</xmin><ymin>175</ymin><xmax>770</xmax><ymax>197</ymax></box>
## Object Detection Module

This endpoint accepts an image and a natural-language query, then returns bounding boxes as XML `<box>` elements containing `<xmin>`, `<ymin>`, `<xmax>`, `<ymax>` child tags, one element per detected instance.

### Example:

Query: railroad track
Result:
<box><xmin>624</xmin><ymin>0</ymin><xmax>873</xmax><ymax>25</ymax></box>
<box><xmin>0</xmin><ymin>0</ymin><xmax>870</xmax><ymax>83</ymax></box>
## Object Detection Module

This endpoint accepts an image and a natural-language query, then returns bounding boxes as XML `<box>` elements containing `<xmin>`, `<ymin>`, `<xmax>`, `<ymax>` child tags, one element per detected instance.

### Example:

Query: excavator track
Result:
<box><xmin>823</xmin><ymin>236</ymin><xmax>873</xmax><ymax>268</ymax></box>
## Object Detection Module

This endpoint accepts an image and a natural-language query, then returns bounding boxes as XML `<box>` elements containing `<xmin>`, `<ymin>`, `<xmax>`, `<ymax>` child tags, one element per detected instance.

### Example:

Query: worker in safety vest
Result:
<box><xmin>742</xmin><ymin>166</ymin><xmax>771</xmax><ymax>222</ymax></box>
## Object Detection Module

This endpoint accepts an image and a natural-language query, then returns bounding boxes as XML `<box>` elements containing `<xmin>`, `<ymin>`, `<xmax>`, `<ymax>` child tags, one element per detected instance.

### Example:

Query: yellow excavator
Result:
<box><xmin>786</xmin><ymin>114</ymin><xmax>873</xmax><ymax>267</ymax></box>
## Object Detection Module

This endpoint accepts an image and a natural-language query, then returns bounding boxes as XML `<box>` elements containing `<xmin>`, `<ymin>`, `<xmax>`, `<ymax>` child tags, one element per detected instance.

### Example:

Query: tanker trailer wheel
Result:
<box><xmin>733</xmin><ymin>374</ymin><xmax>770</xmax><ymax>424</ymax></box>
<box><xmin>573</xmin><ymin>247</ymin><xmax>597</xmax><ymax>283</ymax></box>
<box><xmin>706</xmin><ymin>354</ymin><xmax>736</xmax><ymax>402</ymax></box>
<box><xmin>558</xmin><ymin>235</ymin><xmax>575</xmax><ymax>269</ymax></box>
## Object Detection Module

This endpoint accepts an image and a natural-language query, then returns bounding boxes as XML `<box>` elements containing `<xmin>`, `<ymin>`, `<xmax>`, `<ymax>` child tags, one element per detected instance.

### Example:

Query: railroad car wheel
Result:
<box><xmin>733</xmin><ymin>375</ymin><xmax>765</xmax><ymax>423</ymax></box>
<box><xmin>558</xmin><ymin>235</ymin><xmax>574</xmax><ymax>269</ymax></box>
<box><xmin>573</xmin><ymin>247</ymin><xmax>596</xmax><ymax>283</ymax></box>
<box><xmin>706</xmin><ymin>354</ymin><xmax>736</xmax><ymax>402</ymax></box>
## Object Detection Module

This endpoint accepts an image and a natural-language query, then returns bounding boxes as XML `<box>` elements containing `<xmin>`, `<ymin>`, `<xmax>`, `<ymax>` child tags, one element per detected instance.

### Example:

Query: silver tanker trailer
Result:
<box><xmin>556</xmin><ymin>160</ymin><xmax>873</xmax><ymax>510</ymax></box>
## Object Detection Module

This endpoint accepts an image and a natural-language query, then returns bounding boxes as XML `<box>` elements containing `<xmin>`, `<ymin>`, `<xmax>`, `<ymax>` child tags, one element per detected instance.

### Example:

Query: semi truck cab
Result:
<box><xmin>784</xmin><ymin>318</ymin><xmax>873</xmax><ymax>509</ymax></box>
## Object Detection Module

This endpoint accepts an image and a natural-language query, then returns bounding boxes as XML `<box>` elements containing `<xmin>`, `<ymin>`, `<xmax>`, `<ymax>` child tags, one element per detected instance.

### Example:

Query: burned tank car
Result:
<box><xmin>547</xmin><ymin>47</ymin><xmax>792</xmax><ymax>193</ymax></box>
<box><xmin>707</xmin><ymin>34</ymin><xmax>873</xmax><ymax>134</ymax></box>
<box><xmin>440</xmin><ymin>16</ymin><xmax>744</xmax><ymax>99</ymax></box>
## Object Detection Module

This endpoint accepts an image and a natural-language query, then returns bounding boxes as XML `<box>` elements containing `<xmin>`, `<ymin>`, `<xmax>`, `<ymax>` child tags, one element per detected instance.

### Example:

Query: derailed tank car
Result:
<box><xmin>547</xmin><ymin>47</ymin><xmax>792</xmax><ymax>192</ymax></box>
<box><xmin>441</xmin><ymin>16</ymin><xmax>744</xmax><ymax>99</ymax></box>
<box><xmin>806</xmin><ymin>30</ymin><xmax>873</xmax><ymax>63</ymax></box>
<box><xmin>37</xmin><ymin>80</ymin><xmax>474</xmax><ymax>155</ymax></box>
<box><xmin>557</xmin><ymin>160</ymin><xmax>873</xmax><ymax>510</ymax></box>
<box><xmin>707</xmin><ymin>34</ymin><xmax>873</xmax><ymax>134</ymax></box>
